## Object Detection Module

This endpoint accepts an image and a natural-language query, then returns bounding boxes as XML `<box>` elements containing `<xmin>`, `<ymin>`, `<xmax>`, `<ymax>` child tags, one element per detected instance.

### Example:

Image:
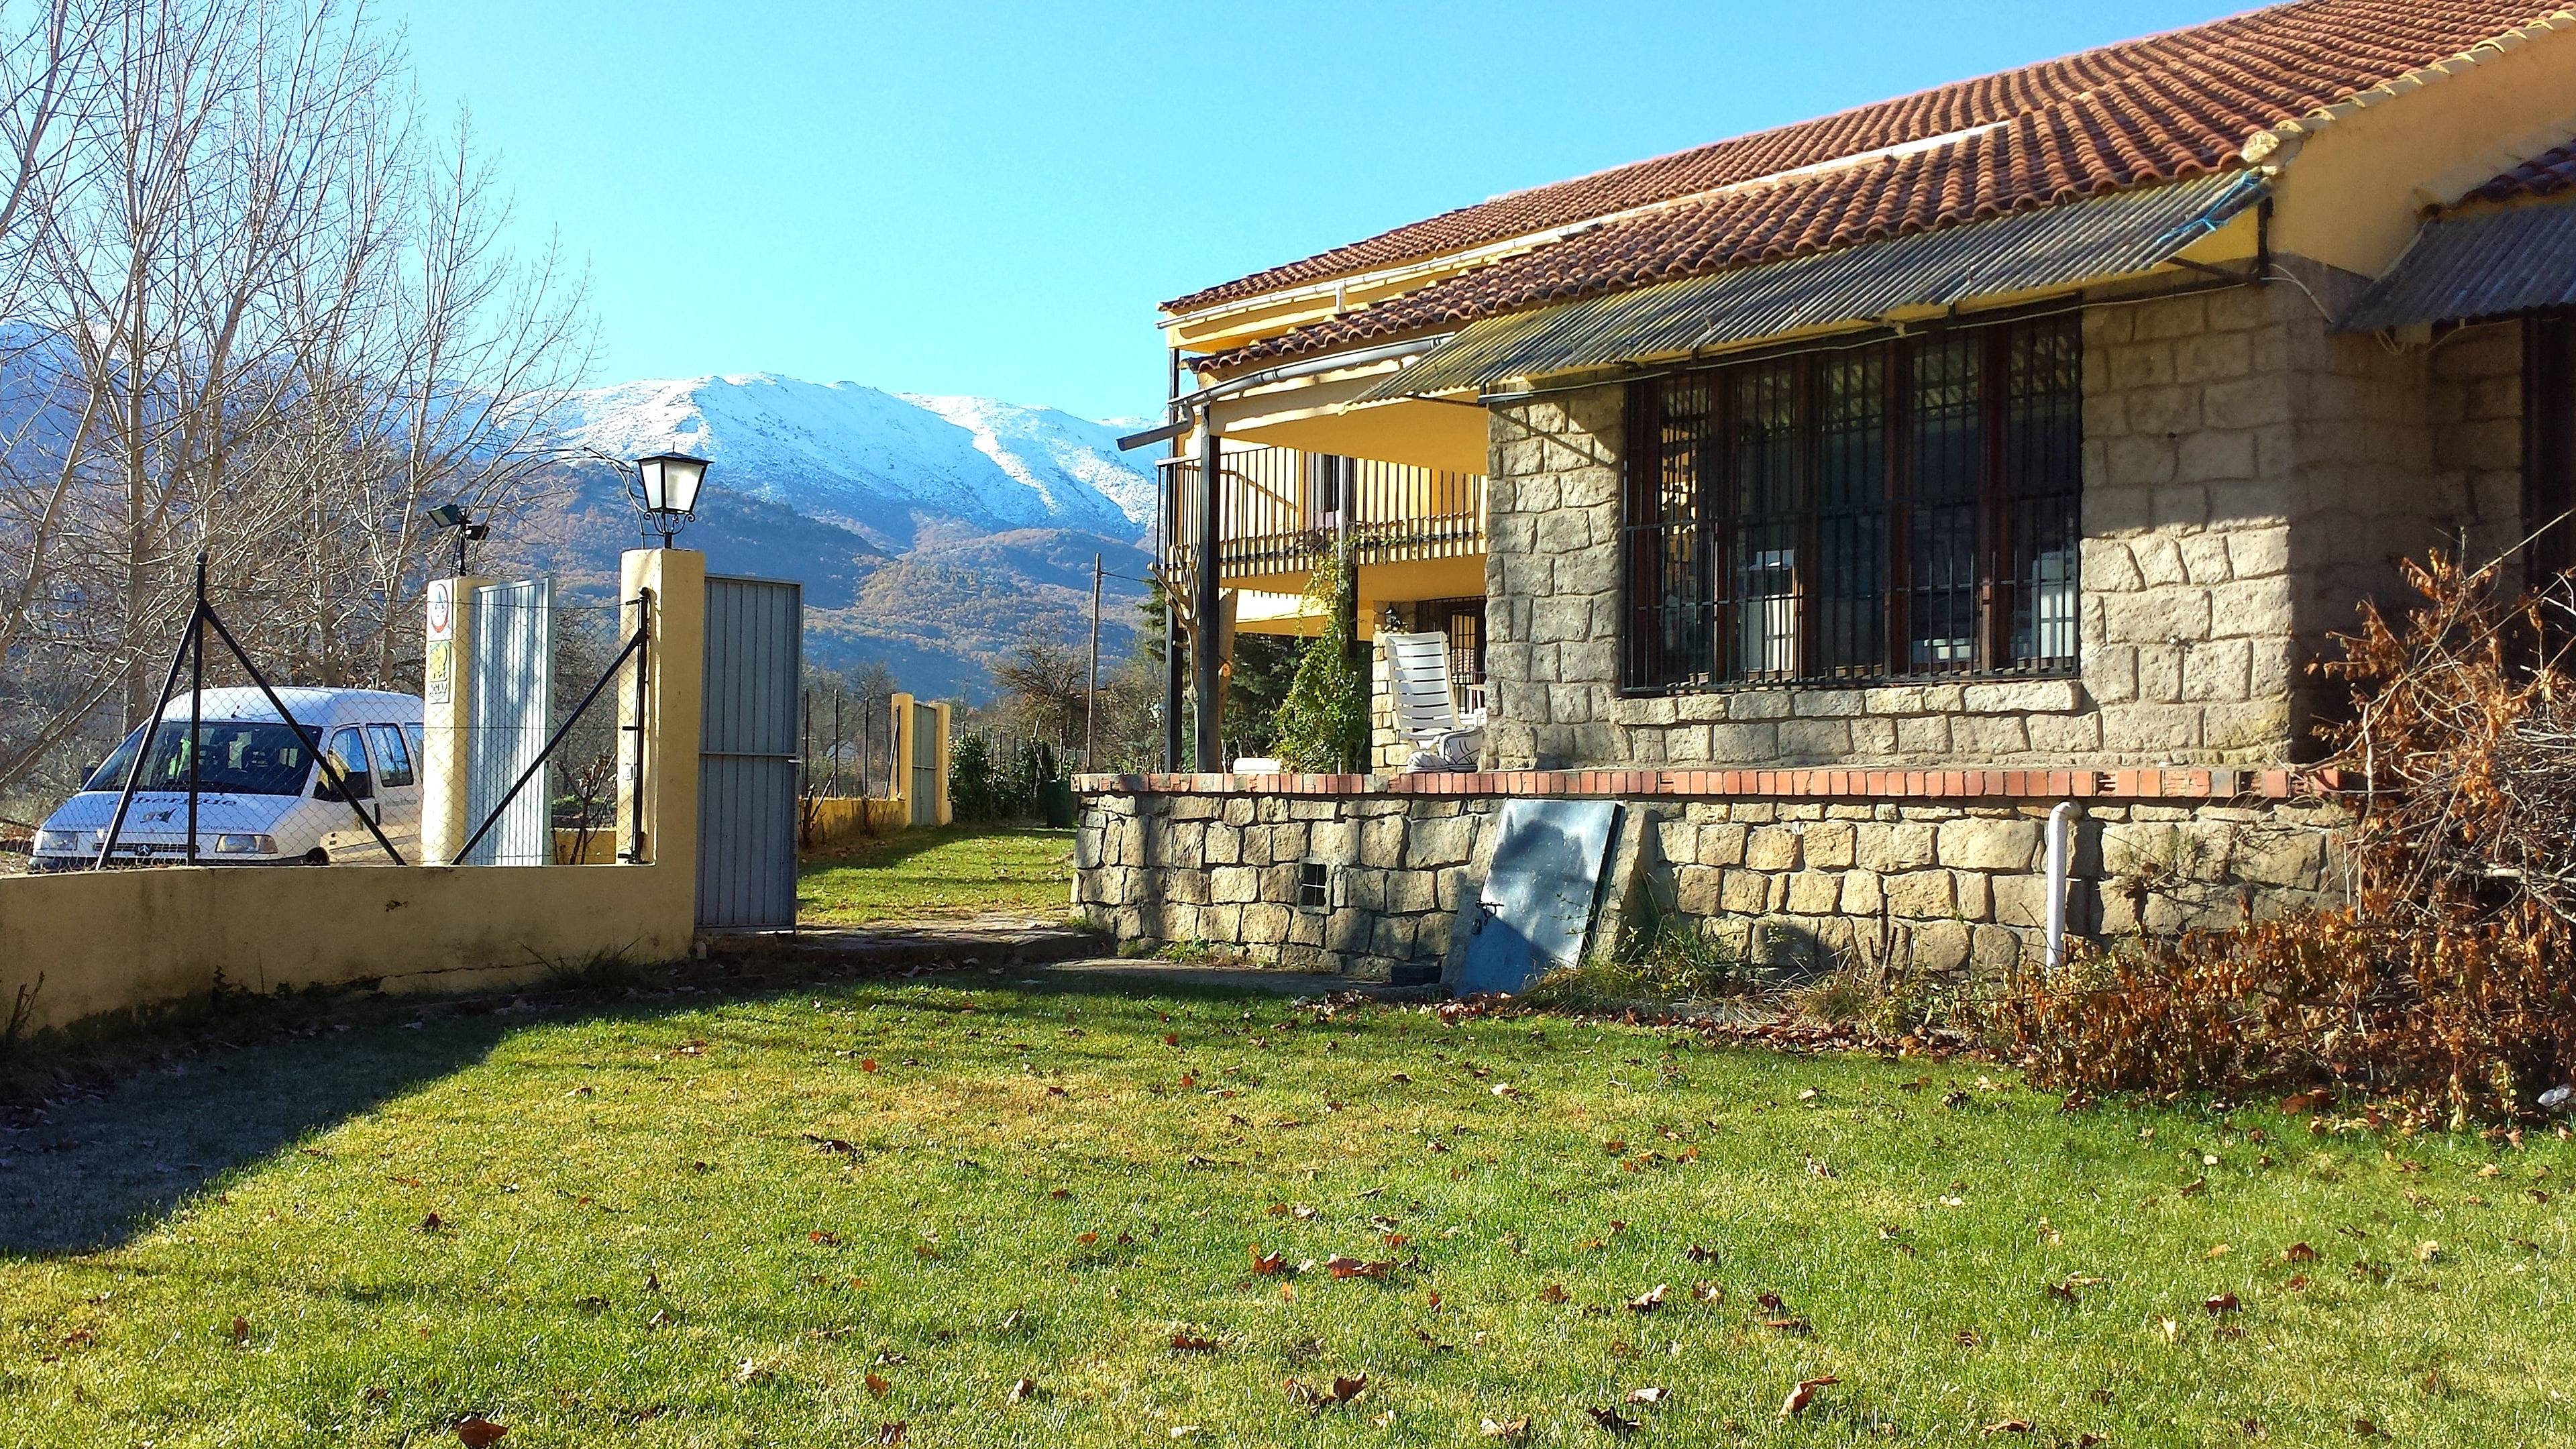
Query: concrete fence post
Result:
<box><xmin>615</xmin><ymin>549</ymin><xmax>704</xmax><ymax>908</ymax></box>
<box><xmin>933</xmin><ymin>700</ymin><xmax>954</xmax><ymax>825</ymax></box>
<box><xmin>419</xmin><ymin>574</ymin><xmax>492</xmax><ymax>864</ymax></box>
<box><xmin>891</xmin><ymin>692</ymin><xmax>918</xmax><ymax>826</ymax></box>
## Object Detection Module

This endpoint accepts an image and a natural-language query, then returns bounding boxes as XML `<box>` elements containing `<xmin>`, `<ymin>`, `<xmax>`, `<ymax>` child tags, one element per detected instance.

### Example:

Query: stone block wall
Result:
<box><xmin>1076</xmin><ymin>789</ymin><xmax>1495</xmax><ymax>982</ymax></box>
<box><xmin>1075</xmin><ymin>782</ymin><xmax>2344</xmax><ymax>985</ymax></box>
<box><xmin>1640</xmin><ymin>796</ymin><xmax>2341</xmax><ymax>978</ymax></box>
<box><xmin>1480</xmin><ymin>268</ymin><xmax>2520</xmax><ymax>774</ymax></box>
<box><xmin>2426</xmin><ymin>319</ymin><xmax>2526</xmax><ymax>577</ymax></box>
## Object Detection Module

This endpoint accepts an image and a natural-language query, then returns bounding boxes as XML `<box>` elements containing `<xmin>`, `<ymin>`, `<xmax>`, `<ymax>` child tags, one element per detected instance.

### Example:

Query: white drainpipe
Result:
<box><xmin>2045</xmin><ymin>800</ymin><xmax>2080</xmax><ymax>973</ymax></box>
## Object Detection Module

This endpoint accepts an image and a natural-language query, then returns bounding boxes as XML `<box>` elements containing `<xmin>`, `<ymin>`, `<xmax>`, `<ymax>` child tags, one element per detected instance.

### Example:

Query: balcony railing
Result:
<box><xmin>1162</xmin><ymin>443</ymin><xmax>1484</xmax><ymax>586</ymax></box>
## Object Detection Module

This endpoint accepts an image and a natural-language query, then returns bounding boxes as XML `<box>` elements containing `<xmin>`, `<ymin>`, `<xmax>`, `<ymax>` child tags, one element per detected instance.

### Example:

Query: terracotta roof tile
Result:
<box><xmin>1175</xmin><ymin>0</ymin><xmax>2567</xmax><ymax>372</ymax></box>
<box><xmin>2461</xmin><ymin>139</ymin><xmax>2576</xmax><ymax>204</ymax></box>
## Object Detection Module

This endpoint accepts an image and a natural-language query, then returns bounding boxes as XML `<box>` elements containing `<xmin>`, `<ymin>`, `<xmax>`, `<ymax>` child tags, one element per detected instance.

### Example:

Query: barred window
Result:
<box><xmin>1620</xmin><ymin>313</ymin><xmax>2082</xmax><ymax>692</ymax></box>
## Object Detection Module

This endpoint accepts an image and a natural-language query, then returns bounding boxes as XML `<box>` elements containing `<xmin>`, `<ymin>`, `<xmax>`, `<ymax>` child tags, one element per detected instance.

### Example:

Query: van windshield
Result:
<box><xmin>83</xmin><ymin>720</ymin><xmax>318</xmax><ymax>797</ymax></box>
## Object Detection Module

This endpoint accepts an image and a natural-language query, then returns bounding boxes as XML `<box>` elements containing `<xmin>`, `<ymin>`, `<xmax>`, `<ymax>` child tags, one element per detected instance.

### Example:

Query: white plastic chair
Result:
<box><xmin>1383</xmin><ymin>631</ymin><xmax>1486</xmax><ymax>771</ymax></box>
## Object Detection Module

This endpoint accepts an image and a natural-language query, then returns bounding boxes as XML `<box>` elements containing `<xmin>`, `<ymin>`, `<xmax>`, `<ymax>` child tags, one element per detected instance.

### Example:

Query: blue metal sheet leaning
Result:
<box><xmin>1456</xmin><ymin>798</ymin><xmax>1621</xmax><ymax>996</ymax></box>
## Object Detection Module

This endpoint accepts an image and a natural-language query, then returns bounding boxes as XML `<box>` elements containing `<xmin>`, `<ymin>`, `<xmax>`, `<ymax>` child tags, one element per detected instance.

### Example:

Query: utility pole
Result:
<box><xmin>1085</xmin><ymin>552</ymin><xmax>1103</xmax><ymax>773</ymax></box>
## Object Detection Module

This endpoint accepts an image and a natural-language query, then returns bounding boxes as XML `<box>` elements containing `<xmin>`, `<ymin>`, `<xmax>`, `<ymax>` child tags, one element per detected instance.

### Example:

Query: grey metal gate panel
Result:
<box><xmin>698</xmin><ymin>574</ymin><xmax>802</xmax><ymax>928</ymax></box>
<box><xmin>908</xmin><ymin>700</ymin><xmax>939</xmax><ymax>826</ymax></box>
<box><xmin>465</xmin><ymin>579</ymin><xmax>551</xmax><ymax>866</ymax></box>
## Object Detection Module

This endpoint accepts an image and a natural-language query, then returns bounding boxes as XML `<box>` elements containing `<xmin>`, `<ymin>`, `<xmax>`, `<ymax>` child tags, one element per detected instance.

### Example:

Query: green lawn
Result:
<box><xmin>1</xmin><ymin>973</ymin><xmax>2570</xmax><ymax>1446</ymax></box>
<box><xmin>797</xmin><ymin>826</ymin><xmax>1074</xmax><ymax>925</ymax></box>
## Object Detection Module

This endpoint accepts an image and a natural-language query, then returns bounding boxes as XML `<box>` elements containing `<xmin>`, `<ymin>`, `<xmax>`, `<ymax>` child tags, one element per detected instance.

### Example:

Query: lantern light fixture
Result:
<box><xmin>631</xmin><ymin>451</ymin><xmax>710</xmax><ymax>547</ymax></box>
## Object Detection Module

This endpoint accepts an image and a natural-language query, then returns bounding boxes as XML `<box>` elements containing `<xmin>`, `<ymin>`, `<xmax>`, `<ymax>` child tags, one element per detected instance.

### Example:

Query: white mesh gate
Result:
<box><xmin>464</xmin><ymin>578</ymin><xmax>552</xmax><ymax>866</ymax></box>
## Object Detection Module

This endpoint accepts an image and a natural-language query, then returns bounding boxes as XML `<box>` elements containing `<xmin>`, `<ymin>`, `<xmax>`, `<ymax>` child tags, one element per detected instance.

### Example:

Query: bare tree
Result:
<box><xmin>0</xmin><ymin>0</ymin><xmax>591</xmax><ymax>800</ymax></box>
<box><xmin>991</xmin><ymin>631</ymin><xmax>1087</xmax><ymax>752</ymax></box>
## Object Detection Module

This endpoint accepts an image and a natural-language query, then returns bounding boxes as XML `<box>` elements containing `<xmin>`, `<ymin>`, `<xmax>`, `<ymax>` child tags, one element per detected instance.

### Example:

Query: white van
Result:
<box><xmin>29</xmin><ymin>687</ymin><xmax>424</xmax><ymax>870</ymax></box>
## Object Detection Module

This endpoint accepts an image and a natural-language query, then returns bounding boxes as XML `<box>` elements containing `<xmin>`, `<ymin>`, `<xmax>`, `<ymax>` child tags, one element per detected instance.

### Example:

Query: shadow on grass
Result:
<box><xmin>0</xmin><ymin>996</ymin><xmax>528</xmax><ymax>1258</ymax></box>
<box><xmin>0</xmin><ymin>951</ymin><xmax>1277</xmax><ymax>1260</ymax></box>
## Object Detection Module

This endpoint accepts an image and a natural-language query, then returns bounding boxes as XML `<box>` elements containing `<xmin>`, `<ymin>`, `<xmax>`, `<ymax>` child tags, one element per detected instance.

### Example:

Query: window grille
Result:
<box><xmin>1620</xmin><ymin>313</ymin><xmax>2084</xmax><ymax>692</ymax></box>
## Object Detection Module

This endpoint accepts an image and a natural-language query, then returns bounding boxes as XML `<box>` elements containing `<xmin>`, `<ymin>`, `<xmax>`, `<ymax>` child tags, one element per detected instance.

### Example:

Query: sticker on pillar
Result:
<box><xmin>424</xmin><ymin>639</ymin><xmax>453</xmax><ymax>705</ymax></box>
<box><xmin>424</xmin><ymin>579</ymin><xmax>455</xmax><ymax>705</ymax></box>
<box><xmin>1456</xmin><ymin>798</ymin><xmax>1621</xmax><ymax>996</ymax></box>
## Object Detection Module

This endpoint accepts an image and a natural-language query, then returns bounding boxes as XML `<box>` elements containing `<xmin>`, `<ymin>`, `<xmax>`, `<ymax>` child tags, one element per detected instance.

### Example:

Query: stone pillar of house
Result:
<box><xmin>418</xmin><ymin>573</ymin><xmax>491</xmax><ymax>865</ymax></box>
<box><xmin>614</xmin><ymin>547</ymin><xmax>704</xmax><ymax>877</ymax></box>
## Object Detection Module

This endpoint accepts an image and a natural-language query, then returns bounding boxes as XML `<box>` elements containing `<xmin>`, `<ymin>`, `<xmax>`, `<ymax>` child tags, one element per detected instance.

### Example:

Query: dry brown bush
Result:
<box><xmin>1996</xmin><ymin>555</ymin><xmax>2576</xmax><ymax>1122</ymax></box>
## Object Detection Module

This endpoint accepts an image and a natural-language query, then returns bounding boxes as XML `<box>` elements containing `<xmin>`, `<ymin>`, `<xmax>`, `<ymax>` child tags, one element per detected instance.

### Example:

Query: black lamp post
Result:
<box><xmin>425</xmin><ymin>502</ymin><xmax>489</xmax><ymax>576</ymax></box>
<box><xmin>631</xmin><ymin>451</ymin><xmax>710</xmax><ymax>547</ymax></box>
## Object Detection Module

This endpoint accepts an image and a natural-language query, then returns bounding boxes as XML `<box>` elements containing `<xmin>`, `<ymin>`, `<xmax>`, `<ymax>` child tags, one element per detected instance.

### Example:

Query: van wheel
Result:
<box><xmin>302</xmin><ymin>848</ymin><xmax>329</xmax><ymax>865</ymax></box>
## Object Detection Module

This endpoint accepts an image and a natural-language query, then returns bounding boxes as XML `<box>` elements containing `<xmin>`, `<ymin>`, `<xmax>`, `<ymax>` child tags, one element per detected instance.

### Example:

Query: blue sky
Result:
<box><xmin>388</xmin><ymin>0</ymin><xmax>2248</xmax><ymax>423</ymax></box>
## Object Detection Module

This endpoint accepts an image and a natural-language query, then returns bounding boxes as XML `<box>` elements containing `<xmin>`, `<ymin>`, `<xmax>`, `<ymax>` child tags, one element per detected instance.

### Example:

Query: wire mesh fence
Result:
<box><xmin>30</xmin><ymin>569</ymin><xmax>650</xmax><ymax>872</ymax></box>
<box><xmin>434</xmin><ymin>588</ymin><xmax>643</xmax><ymax>867</ymax></box>
<box><xmin>798</xmin><ymin>686</ymin><xmax>898</xmax><ymax>801</ymax></box>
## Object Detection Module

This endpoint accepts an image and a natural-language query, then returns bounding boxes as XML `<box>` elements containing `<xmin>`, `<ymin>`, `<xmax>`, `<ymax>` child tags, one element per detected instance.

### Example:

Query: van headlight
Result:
<box><xmin>34</xmin><ymin>828</ymin><xmax>99</xmax><ymax>855</ymax></box>
<box><xmin>211</xmin><ymin>833</ymin><xmax>275</xmax><ymax>855</ymax></box>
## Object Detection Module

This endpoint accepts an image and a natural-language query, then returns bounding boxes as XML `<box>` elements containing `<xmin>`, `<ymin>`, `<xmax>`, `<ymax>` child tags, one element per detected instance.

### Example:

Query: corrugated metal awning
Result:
<box><xmin>1356</xmin><ymin>169</ymin><xmax>2268</xmax><ymax>401</ymax></box>
<box><xmin>2337</xmin><ymin>199</ymin><xmax>2576</xmax><ymax>332</ymax></box>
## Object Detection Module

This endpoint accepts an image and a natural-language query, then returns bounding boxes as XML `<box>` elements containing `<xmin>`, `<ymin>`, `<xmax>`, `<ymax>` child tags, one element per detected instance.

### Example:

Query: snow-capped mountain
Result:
<box><xmin>549</xmin><ymin>374</ymin><xmax>1156</xmax><ymax>550</ymax></box>
<box><xmin>533</xmin><ymin>372</ymin><xmax>1160</xmax><ymax>700</ymax></box>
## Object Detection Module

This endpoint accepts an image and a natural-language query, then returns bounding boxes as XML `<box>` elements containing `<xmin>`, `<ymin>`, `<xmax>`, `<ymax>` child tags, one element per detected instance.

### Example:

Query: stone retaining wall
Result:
<box><xmin>1075</xmin><ymin>782</ymin><xmax>2344</xmax><ymax>984</ymax></box>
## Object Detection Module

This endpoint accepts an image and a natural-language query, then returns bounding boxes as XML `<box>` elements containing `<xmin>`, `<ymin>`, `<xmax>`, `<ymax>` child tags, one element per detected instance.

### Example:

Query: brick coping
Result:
<box><xmin>1073</xmin><ymin>766</ymin><xmax>2348</xmax><ymax>803</ymax></box>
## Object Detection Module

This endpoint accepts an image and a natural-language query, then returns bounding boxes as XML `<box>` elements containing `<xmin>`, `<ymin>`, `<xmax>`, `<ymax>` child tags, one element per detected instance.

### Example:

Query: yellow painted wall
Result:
<box><xmin>0</xmin><ymin>547</ymin><xmax>707</xmax><ymax>1037</ymax></box>
<box><xmin>2269</xmin><ymin>19</ymin><xmax>2576</xmax><ymax>276</ymax></box>
<box><xmin>0</xmin><ymin>862</ymin><xmax>697</xmax><ymax>1034</ymax></box>
<box><xmin>800</xmin><ymin>795</ymin><xmax>908</xmax><ymax>851</ymax></box>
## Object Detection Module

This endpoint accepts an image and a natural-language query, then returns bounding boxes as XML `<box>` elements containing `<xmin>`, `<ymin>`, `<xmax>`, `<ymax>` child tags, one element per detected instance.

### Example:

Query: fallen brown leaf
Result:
<box><xmin>1479</xmin><ymin>1415</ymin><xmax>1531</xmax><ymax>1441</ymax></box>
<box><xmin>455</xmin><ymin>1418</ymin><xmax>508</xmax><ymax>1448</ymax></box>
<box><xmin>865</xmin><ymin>1373</ymin><xmax>890</xmax><ymax>1397</ymax></box>
<box><xmin>1008</xmin><ymin>1377</ymin><xmax>1038</xmax><ymax>1404</ymax></box>
<box><xmin>1625</xmin><ymin>1386</ymin><xmax>1670</xmax><ymax>1405</ymax></box>
<box><xmin>1982</xmin><ymin>1419</ymin><xmax>2034</xmax><ymax>1436</ymax></box>
<box><xmin>1780</xmin><ymin>1375</ymin><xmax>1837</xmax><ymax>1419</ymax></box>
<box><xmin>1627</xmin><ymin>1283</ymin><xmax>1668</xmax><ymax>1314</ymax></box>
<box><xmin>1586</xmin><ymin>1405</ymin><xmax>1641</xmax><ymax>1436</ymax></box>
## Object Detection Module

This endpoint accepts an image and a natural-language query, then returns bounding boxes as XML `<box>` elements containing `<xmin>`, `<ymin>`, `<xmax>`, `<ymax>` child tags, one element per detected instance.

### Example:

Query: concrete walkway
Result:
<box><xmin>703</xmin><ymin>916</ymin><xmax>1434</xmax><ymax>998</ymax></box>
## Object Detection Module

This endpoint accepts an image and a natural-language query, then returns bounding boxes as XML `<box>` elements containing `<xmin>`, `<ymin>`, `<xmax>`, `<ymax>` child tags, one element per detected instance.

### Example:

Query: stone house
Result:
<box><xmin>1081</xmin><ymin>0</ymin><xmax>2576</xmax><ymax>985</ymax></box>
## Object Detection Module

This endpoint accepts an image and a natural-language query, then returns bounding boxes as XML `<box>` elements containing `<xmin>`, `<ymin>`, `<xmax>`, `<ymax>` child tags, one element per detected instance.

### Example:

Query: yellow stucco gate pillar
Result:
<box><xmin>618</xmin><ymin>550</ymin><xmax>704</xmax><ymax>894</ymax></box>
<box><xmin>419</xmin><ymin>573</ymin><xmax>492</xmax><ymax>865</ymax></box>
<box><xmin>889</xmin><ymin>693</ymin><xmax>953</xmax><ymax>828</ymax></box>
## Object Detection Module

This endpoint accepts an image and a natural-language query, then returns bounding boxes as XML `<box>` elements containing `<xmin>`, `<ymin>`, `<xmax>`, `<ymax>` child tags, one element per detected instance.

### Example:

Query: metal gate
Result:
<box><xmin>907</xmin><ymin>698</ymin><xmax>941</xmax><ymax>826</ymax></box>
<box><xmin>466</xmin><ymin>578</ymin><xmax>552</xmax><ymax>866</ymax></box>
<box><xmin>698</xmin><ymin>575</ymin><xmax>802</xmax><ymax>928</ymax></box>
